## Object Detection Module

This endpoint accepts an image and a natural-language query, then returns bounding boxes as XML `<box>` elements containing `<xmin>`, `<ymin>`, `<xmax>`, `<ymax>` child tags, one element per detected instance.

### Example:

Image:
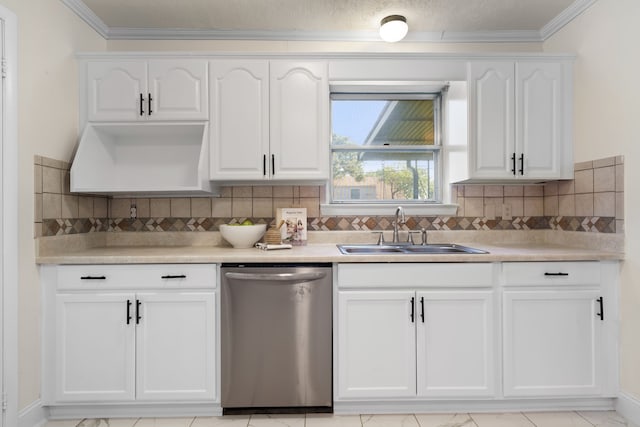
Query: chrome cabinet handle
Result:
<box><xmin>224</xmin><ymin>271</ymin><xmax>326</xmax><ymax>282</ymax></box>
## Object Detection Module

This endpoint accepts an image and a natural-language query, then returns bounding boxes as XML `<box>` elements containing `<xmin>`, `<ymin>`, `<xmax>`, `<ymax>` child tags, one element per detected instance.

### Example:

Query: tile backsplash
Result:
<box><xmin>35</xmin><ymin>155</ymin><xmax>624</xmax><ymax>237</ymax></box>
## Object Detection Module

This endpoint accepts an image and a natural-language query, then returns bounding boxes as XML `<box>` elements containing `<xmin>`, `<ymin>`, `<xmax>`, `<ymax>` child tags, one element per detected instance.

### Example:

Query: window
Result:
<box><xmin>330</xmin><ymin>93</ymin><xmax>442</xmax><ymax>206</ymax></box>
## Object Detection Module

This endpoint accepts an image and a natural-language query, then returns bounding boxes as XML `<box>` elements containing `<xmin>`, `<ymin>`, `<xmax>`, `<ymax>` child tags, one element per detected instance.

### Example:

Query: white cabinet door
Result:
<box><xmin>503</xmin><ymin>290</ymin><xmax>603</xmax><ymax>397</ymax></box>
<box><xmin>416</xmin><ymin>291</ymin><xmax>495</xmax><ymax>397</ymax></box>
<box><xmin>270</xmin><ymin>61</ymin><xmax>329</xmax><ymax>180</ymax></box>
<box><xmin>337</xmin><ymin>291</ymin><xmax>416</xmax><ymax>398</ymax></box>
<box><xmin>55</xmin><ymin>293</ymin><xmax>135</xmax><ymax>402</ymax></box>
<box><xmin>209</xmin><ymin>60</ymin><xmax>270</xmax><ymax>180</ymax></box>
<box><xmin>87</xmin><ymin>61</ymin><xmax>147</xmax><ymax>122</ymax></box>
<box><xmin>135</xmin><ymin>292</ymin><xmax>216</xmax><ymax>401</ymax></box>
<box><xmin>468</xmin><ymin>61</ymin><xmax>515</xmax><ymax>179</ymax></box>
<box><xmin>516</xmin><ymin>62</ymin><xmax>564</xmax><ymax>179</ymax></box>
<box><xmin>148</xmin><ymin>60</ymin><xmax>208</xmax><ymax>121</ymax></box>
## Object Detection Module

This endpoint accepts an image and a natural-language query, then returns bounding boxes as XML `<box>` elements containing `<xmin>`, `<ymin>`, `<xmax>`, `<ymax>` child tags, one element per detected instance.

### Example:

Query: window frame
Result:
<box><xmin>329</xmin><ymin>92</ymin><xmax>443</xmax><ymax>206</ymax></box>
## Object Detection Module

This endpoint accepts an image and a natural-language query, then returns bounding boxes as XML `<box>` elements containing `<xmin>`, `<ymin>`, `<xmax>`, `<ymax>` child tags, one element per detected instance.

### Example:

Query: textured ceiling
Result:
<box><xmin>79</xmin><ymin>0</ymin><xmax>575</xmax><ymax>33</ymax></box>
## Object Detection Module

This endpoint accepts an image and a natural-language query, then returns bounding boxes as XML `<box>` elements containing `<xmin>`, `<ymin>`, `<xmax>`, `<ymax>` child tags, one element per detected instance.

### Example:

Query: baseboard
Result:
<box><xmin>616</xmin><ymin>392</ymin><xmax>640</xmax><ymax>425</ymax></box>
<box><xmin>47</xmin><ymin>402</ymin><xmax>221</xmax><ymax>420</ymax></box>
<box><xmin>18</xmin><ymin>399</ymin><xmax>48</xmax><ymax>427</ymax></box>
<box><xmin>334</xmin><ymin>397</ymin><xmax>616</xmax><ymax>415</ymax></box>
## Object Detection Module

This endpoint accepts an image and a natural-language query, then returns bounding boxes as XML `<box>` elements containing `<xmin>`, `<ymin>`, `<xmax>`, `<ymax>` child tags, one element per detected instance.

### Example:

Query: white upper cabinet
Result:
<box><xmin>269</xmin><ymin>61</ymin><xmax>329</xmax><ymax>180</ymax></box>
<box><xmin>468</xmin><ymin>61</ymin><xmax>514</xmax><ymax>179</ymax></box>
<box><xmin>467</xmin><ymin>60</ymin><xmax>572</xmax><ymax>181</ymax></box>
<box><xmin>209</xmin><ymin>61</ymin><xmax>270</xmax><ymax>180</ymax></box>
<box><xmin>209</xmin><ymin>60</ymin><xmax>329</xmax><ymax>181</ymax></box>
<box><xmin>516</xmin><ymin>61</ymin><xmax>564</xmax><ymax>179</ymax></box>
<box><xmin>87</xmin><ymin>60</ymin><xmax>208</xmax><ymax>122</ymax></box>
<box><xmin>147</xmin><ymin>60</ymin><xmax>208</xmax><ymax>121</ymax></box>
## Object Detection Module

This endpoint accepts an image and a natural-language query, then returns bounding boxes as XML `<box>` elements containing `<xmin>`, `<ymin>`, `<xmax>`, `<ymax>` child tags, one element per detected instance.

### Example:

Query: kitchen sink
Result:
<box><xmin>337</xmin><ymin>243</ymin><xmax>488</xmax><ymax>255</ymax></box>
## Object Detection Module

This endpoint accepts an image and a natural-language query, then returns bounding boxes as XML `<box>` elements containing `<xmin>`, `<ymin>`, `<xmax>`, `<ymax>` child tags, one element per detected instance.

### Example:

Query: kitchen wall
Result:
<box><xmin>9</xmin><ymin>0</ymin><xmax>635</xmax><ymax>417</ymax></box>
<box><xmin>35</xmin><ymin>154</ymin><xmax>623</xmax><ymax>236</ymax></box>
<box><xmin>0</xmin><ymin>0</ymin><xmax>107</xmax><ymax>412</ymax></box>
<box><xmin>543</xmin><ymin>0</ymin><xmax>640</xmax><ymax>402</ymax></box>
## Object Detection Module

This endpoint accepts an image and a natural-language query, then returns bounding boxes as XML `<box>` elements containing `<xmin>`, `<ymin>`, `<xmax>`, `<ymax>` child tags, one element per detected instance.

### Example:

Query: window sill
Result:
<box><xmin>320</xmin><ymin>203</ymin><xmax>459</xmax><ymax>217</ymax></box>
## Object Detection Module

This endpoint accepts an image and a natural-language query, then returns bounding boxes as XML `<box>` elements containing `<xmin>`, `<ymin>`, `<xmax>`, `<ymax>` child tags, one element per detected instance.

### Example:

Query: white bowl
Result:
<box><xmin>219</xmin><ymin>223</ymin><xmax>267</xmax><ymax>248</ymax></box>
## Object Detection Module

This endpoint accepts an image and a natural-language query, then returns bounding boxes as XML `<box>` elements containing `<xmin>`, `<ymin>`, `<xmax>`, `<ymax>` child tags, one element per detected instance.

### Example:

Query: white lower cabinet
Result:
<box><xmin>336</xmin><ymin>261</ymin><xmax>618</xmax><ymax>407</ymax></box>
<box><xmin>44</xmin><ymin>264</ymin><xmax>217</xmax><ymax>405</ymax></box>
<box><xmin>502</xmin><ymin>261</ymin><xmax>617</xmax><ymax>398</ymax></box>
<box><xmin>338</xmin><ymin>291</ymin><xmax>416</xmax><ymax>398</ymax></box>
<box><xmin>416</xmin><ymin>291</ymin><xmax>495</xmax><ymax>397</ymax></box>
<box><xmin>336</xmin><ymin>263</ymin><xmax>496</xmax><ymax>400</ymax></box>
<box><xmin>503</xmin><ymin>290</ymin><xmax>604</xmax><ymax>397</ymax></box>
<box><xmin>135</xmin><ymin>293</ymin><xmax>216</xmax><ymax>401</ymax></box>
<box><xmin>55</xmin><ymin>293</ymin><xmax>136</xmax><ymax>402</ymax></box>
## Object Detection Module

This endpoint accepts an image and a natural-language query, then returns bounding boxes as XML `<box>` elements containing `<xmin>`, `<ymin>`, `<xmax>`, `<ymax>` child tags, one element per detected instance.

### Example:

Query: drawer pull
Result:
<box><xmin>544</xmin><ymin>272</ymin><xmax>569</xmax><ymax>276</ymax></box>
<box><xmin>80</xmin><ymin>275</ymin><xmax>106</xmax><ymax>280</ymax></box>
<box><xmin>161</xmin><ymin>274</ymin><xmax>187</xmax><ymax>279</ymax></box>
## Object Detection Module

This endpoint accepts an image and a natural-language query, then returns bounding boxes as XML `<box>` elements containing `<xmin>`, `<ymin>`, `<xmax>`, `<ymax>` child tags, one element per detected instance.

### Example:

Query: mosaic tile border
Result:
<box><xmin>42</xmin><ymin>218</ymin><xmax>110</xmax><ymax>236</ymax></box>
<box><xmin>41</xmin><ymin>215</ymin><xmax>616</xmax><ymax>237</ymax></box>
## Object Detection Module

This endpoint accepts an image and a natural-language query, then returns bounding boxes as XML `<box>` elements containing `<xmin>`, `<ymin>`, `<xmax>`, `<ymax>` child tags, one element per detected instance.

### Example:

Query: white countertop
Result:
<box><xmin>35</xmin><ymin>241</ymin><xmax>624</xmax><ymax>264</ymax></box>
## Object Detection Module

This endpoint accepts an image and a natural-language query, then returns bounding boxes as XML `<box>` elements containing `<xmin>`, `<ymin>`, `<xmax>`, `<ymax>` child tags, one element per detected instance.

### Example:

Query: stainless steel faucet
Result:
<box><xmin>392</xmin><ymin>206</ymin><xmax>405</xmax><ymax>243</ymax></box>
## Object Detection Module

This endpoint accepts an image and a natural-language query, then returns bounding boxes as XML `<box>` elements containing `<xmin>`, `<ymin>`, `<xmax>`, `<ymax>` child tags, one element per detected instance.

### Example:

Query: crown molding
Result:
<box><xmin>61</xmin><ymin>0</ymin><xmax>109</xmax><ymax>38</ymax></box>
<box><xmin>60</xmin><ymin>0</ymin><xmax>598</xmax><ymax>43</ymax></box>
<box><xmin>540</xmin><ymin>0</ymin><xmax>600</xmax><ymax>40</ymax></box>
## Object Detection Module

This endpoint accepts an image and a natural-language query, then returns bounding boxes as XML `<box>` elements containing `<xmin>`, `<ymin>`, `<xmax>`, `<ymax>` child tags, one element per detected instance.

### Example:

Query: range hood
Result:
<box><xmin>70</xmin><ymin>122</ymin><xmax>217</xmax><ymax>196</ymax></box>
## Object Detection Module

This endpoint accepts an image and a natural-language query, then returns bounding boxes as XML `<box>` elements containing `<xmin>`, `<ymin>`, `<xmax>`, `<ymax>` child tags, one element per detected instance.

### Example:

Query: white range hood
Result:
<box><xmin>70</xmin><ymin>122</ymin><xmax>217</xmax><ymax>196</ymax></box>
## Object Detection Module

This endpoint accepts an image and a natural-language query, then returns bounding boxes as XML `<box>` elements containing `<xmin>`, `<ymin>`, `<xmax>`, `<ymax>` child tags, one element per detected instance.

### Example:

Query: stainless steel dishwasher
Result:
<box><xmin>221</xmin><ymin>263</ymin><xmax>332</xmax><ymax>414</ymax></box>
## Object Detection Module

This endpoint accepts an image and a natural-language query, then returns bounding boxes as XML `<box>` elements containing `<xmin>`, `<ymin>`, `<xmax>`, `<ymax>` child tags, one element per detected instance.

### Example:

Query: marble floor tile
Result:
<box><xmin>306</xmin><ymin>414</ymin><xmax>363</xmax><ymax>426</ymax></box>
<box><xmin>470</xmin><ymin>413</ymin><xmax>534</xmax><ymax>427</ymax></box>
<box><xmin>134</xmin><ymin>417</ymin><xmax>196</xmax><ymax>427</ymax></box>
<box><xmin>361</xmin><ymin>414</ymin><xmax>419</xmax><ymax>427</ymax></box>
<box><xmin>77</xmin><ymin>420</ymin><xmax>140</xmax><ymax>427</ymax></box>
<box><xmin>523</xmin><ymin>411</ymin><xmax>593</xmax><ymax>427</ymax></box>
<box><xmin>414</xmin><ymin>413</ymin><xmax>476</xmax><ymax>427</ymax></box>
<box><xmin>247</xmin><ymin>414</ymin><xmax>305</xmax><ymax>427</ymax></box>
<box><xmin>577</xmin><ymin>411</ymin><xmax>637</xmax><ymax>427</ymax></box>
<box><xmin>192</xmin><ymin>416</ymin><xmax>251</xmax><ymax>426</ymax></box>
<box><xmin>44</xmin><ymin>421</ymin><xmax>83</xmax><ymax>427</ymax></box>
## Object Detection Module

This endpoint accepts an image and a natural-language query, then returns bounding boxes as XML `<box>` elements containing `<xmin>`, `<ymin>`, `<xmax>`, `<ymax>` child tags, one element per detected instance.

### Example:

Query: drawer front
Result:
<box><xmin>337</xmin><ymin>263</ymin><xmax>495</xmax><ymax>288</ymax></box>
<box><xmin>56</xmin><ymin>264</ymin><xmax>217</xmax><ymax>290</ymax></box>
<box><xmin>503</xmin><ymin>262</ymin><xmax>601</xmax><ymax>286</ymax></box>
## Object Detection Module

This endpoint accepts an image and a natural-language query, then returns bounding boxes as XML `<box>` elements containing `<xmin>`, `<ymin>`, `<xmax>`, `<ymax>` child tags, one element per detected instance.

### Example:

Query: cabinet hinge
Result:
<box><xmin>1</xmin><ymin>58</ymin><xmax>6</xmax><ymax>79</ymax></box>
<box><xmin>2</xmin><ymin>392</ymin><xmax>7</xmax><ymax>411</ymax></box>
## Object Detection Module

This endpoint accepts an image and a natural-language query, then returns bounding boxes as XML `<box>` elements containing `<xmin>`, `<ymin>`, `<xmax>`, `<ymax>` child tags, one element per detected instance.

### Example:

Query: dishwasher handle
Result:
<box><xmin>224</xmin><ymin>271</ymin><xmax>327</xmax><ymax>282</ymax></box>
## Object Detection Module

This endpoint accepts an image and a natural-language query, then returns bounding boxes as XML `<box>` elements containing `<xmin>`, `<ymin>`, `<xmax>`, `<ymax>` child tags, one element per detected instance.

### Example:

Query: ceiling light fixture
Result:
<box><xmin>379</xmin><ymin>15</ymin><xmax>408</xmax><ymax>42</ymax></box>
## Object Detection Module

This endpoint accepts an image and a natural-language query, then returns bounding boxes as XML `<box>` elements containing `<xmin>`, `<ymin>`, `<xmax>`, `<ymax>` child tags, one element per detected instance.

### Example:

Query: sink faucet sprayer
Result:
<box><xmin>392</xmin><ymin>206</ymin><xmax>405</xmax><ymax>243</ymax></box>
